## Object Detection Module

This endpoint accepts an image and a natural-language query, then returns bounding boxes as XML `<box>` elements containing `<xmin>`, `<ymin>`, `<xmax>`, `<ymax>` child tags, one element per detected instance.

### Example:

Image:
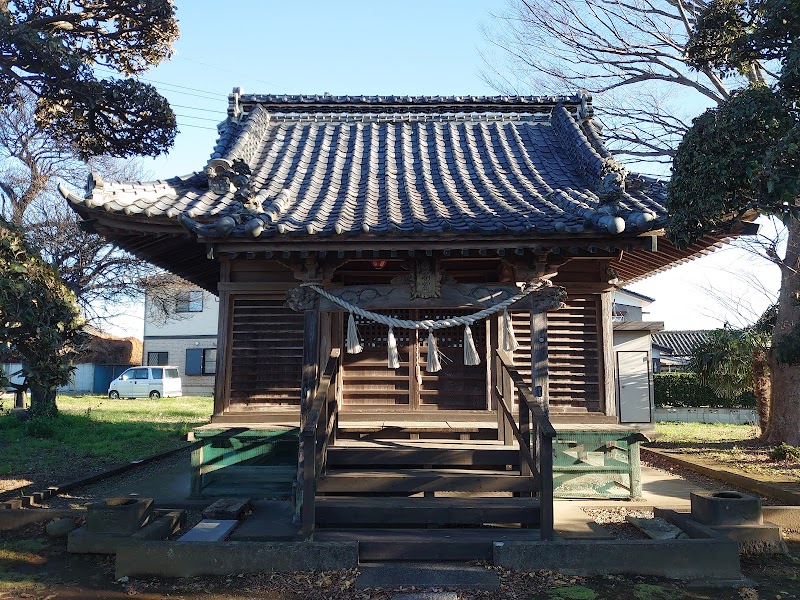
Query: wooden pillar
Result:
<box><xmin>599</xmin><ymin>291</ymin><xmax>617</xmax><ymax>417</ymax></box>
<box><xmin>300</xmin><ymin>299</ymin><xmax>321</xmax><ymax>429</ymax></box>
<box><xmin>530</xmin><ymin>310</ymin><xmax>549</xmax><ymax>413</ymax></box>
<box><xmin>285</xmin><ymin>275</ymin><xmax>323</xmax><ymax>527</ymax></box>
<box><xmin>213</xmin><ymin>257</ymin><xmax>232</xmax><ymax>416</ymax></box>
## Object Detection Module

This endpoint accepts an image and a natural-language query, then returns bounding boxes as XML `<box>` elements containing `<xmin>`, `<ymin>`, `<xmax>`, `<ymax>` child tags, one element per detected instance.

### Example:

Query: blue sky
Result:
<box><xmin>104</xmin><ymin>0</ymin><xmax>781</xmax><ymax>336</ymax></box>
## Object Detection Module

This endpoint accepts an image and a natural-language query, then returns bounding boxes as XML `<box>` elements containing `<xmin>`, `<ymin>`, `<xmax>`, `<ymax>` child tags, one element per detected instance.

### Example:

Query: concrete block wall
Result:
<box><xmin>141</xmin><ymin>337</ymin><xmax>216</xmax><ymax>397</ymax></box>
<box><xmin>654</xmin><ymin>407</ymin><xmax>758</xmax><ymax>425</ymax></box>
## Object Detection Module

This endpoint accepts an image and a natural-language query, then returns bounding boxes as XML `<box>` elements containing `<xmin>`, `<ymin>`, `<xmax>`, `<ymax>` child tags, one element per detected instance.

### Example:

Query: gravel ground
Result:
<box><xmin>43</xmin><ymin>447</ymin><xmax>194</xmax><ymax>509</ymax></box>
<box><xmin>583</xmin><ymin>507</ymin><xmax>654</xmax><ymax>539</ymax></box>
<box><xmin>641</xmin><ymin>452</ymin><xmax>786</xmax><ymax>505</ymax></box>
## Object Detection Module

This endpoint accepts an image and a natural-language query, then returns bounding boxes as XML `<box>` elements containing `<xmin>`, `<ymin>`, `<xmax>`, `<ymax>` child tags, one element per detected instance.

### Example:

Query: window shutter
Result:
<box><xmin>185</xmin><ymin>348</ymin><xmax>203</xmax><ymax>375</ymax></box>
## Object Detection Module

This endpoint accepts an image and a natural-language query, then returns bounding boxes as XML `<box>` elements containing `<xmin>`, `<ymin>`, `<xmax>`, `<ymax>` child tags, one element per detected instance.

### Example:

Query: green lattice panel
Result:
<box><xmin>191</xmin><ymin>427</ymin><xmax>299</xmax><ymax>497</ymax></box>
<box><xmin>552</xmin><ymin>430</ymin><xmax>642</xmax><ymax>499</ymax></box>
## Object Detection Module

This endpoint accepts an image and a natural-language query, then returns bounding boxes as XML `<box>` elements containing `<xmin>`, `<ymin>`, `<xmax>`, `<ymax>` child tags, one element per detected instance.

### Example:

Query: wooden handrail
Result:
<box><xmin>493</xmin><ymin>349</ymin><xmax>555</xmax><ymax>541</ymax></box>
<box><xmin>496</xmin><ymin>353</ymin><xmax>556</xmax><ymax>438</ymax></box>
<box><xmin>302</xmin><ymin>348</ymin><xmax>341</xmax><ymax>437</ymax></box>
<box><xmin>494</xmin><ymin>391</ymin><xmax>540</xmax><ymax>476</ymax></box>
<box><xmin>301</xmin><ymin>348</ymin><xmax>341</xmax><ymax>539</ymax></box>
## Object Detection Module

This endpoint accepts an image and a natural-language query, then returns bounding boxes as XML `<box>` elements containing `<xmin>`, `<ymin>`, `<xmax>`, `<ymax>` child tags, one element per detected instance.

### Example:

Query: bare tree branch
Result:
<box><xmin>0</xmin><ymin>88</ymin><xmax>184</xmax><ymax>328</ymax></box>
<box><xmin>482</xmin><ymin>0</ymin><xmax>760</xmax><ymax>162</ymax></box>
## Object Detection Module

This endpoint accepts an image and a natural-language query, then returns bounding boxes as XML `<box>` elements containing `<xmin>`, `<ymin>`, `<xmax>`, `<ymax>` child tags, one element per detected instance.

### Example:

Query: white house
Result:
<box><xmin>142</xmin><ymin>287</ymin><xmax>219</xmax><ymax>396</ymax></box>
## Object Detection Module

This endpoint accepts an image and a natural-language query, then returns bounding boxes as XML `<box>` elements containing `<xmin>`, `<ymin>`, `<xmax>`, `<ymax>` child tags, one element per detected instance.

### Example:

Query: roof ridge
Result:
<box><xmin>229</xmin><ymin>89</ymin><xmax>592</xmax><ymax>114</ymax></box>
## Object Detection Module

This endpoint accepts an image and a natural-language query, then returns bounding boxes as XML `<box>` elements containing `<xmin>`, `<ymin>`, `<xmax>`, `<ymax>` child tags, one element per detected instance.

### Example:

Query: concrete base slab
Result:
<box><xmin>115</xmin><ymin>540</ymin><xmax>358</xmax><ymax>578</ymax></box>
<box><xmin>554</xmin><ymin>504</ymin><xmax>614</xmax><ymax>539</ymax></box>
<box><xmin>493</xmin><ymin>538</ymin><xmax>742</xmax><ymax>581</ymax></box>
<box><xmin>713</xmin><ymin>522</ymin><xmax>787</xmax><ymax>554</ymax></box>
<box><xmin>67</xmin><ymin>527</ymin><xmax>127</xmax><ymax>554</ymax></box>
<box><xmin>202</xmin><ymin>498</ymin><xmax>252</xmax><ymax>520</ymax></box>
<box><xmin>178</xmin><ymin>519</ymin><xmax>238</xmax><ymax>542</ymax></box>
<box><xmin>356</xmin><ymin>562</ymin><xmax>499</xmax><ymax>590</ymax></box>
<box><xmin>0</xmin><ymin>508</ymin><xmax>84</xmax><ymax>531</ymax></box>
<box><xmin>228</xmin><ymin>500</ymin><xmax>298</xmax><ymax>541</ymax></box>
<box><xmin>763</xmin><ymin>506</ymin><xmax>800</xmax><ymax>530</ymax></box>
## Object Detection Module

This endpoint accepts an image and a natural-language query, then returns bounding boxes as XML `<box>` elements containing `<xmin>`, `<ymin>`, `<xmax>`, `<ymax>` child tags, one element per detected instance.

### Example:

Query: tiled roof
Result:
<box><xmin>651</xmin><ymin>330</ymin><xmax>712</xmax><ymax>358</ymax></box>
<box><xmin>61</xmin><ymin>91</ymin><xmax>667</xmax><ymax>241</ymax></box>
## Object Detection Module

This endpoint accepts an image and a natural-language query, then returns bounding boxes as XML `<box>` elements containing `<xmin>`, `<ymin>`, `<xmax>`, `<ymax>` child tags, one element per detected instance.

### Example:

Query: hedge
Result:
<box><xmin>653</xmin><ymin>372</ymin><xmax>756</xmax><ymax>409</ymax></box>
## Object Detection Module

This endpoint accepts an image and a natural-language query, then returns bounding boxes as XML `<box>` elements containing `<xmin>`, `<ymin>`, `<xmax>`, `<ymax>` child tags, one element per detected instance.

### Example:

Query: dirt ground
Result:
<box><xmin>1</xmin><ymin>521</ymin><xmax>799</xmax><ymax>600</ymax></box>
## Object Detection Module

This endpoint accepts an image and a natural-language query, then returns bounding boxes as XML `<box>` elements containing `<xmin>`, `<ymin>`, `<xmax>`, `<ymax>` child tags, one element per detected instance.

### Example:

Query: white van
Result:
<box><xmin>108</xmin><ymin>366</ymin><xmax>182</xmax><ymax>400</ymax></box>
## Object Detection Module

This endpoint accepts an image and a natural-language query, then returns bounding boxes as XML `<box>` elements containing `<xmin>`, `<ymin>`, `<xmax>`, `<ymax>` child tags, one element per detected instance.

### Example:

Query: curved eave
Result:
<box><xmin>68</xmin><ymin>200</ymin><xmax>220</xmax><ymax>293</ymax></box>
<box><xmin>65</xmin><ymin>185</ymin><xmax>742</xmax><ymax>290</ymax></box>
<box><xmin>613</xmin><ymin>233</ymin><xmax>733</xmax><ymax>284</ymax></box>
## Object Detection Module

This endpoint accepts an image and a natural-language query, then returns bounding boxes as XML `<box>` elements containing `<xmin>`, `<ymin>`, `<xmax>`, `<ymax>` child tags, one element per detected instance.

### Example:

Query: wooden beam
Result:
<box><xmin>530</xmin><ymin>310</ymin><xmax>549</xmax><ymax>412</ymax></box>
<box><xmin>298</xmin><ymin>298</ymin><xmax>321</xmax><ymax>526</ymax></box>
<box><xmin>599</xmin><ymin>292</ymin><xmax>616</xmax><ymax>417</ymax></box>
<box><xmin>214</xmin><ymin>257</ymin><xmax>232</xmax><ymax>416</ymax></box>
<box><xmin>318</xmin><ymin>283</ymin><xmax>518</xmax><ymax>311</ymax></box>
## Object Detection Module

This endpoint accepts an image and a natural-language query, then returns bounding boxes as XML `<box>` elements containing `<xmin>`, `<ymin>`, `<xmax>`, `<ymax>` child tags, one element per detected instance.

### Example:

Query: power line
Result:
<box><xmin>177</xmin><ymin>56</ymin><xmax>290</xmax><ymax>92</ymax></box>
<box><xmin>94</xmin><ymin>67</ymin><xmax>225</xmax><ymax>102</ymax></box>
<box><xmin>171</xmin><ymin>103</ymin><xmax>223</xmax><ymax>114</ymax></box>
<box><xmin>174</xmin><ymin>113</ymin><xmax>221</xmax><ymax>123</ymax></box>
<box><xmin>177</xmin><ymin>123</ymin><xmax>218</xmax><ymax>132</ymax></box>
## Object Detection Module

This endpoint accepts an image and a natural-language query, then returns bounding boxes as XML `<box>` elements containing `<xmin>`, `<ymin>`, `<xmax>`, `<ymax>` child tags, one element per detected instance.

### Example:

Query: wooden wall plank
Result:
<box><xmin>229</xmin><ymin>298</ymin><xmax>305</xmax><ymax>406</ymax></box>
<box><xmin>511</xmin><ymin>294</ymin><xmax>602</xmax><ymax>412</ymax></box>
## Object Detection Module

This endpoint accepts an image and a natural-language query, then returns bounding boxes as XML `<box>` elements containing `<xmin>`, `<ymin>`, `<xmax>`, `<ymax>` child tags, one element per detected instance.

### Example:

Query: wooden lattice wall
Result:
<box><xmin>229</xmin><ymin>299</ymin><xmax>305</xmax><ymax>405</ymax></box>
<box><xmin>512</xmin><ymin>295</ymin><xmax>602</xmax><ymax>412</ymax></box>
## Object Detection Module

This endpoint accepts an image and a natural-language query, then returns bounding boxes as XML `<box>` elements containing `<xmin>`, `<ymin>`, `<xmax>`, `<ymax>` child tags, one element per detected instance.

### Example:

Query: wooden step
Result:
<box><xmin>337</xmin><ymin>422</ymin><xmax>495</xmax><ymax>434</ymax></box>
<box><xmin>326</xmin><ymin>447</ymin><xmax>519</xmax><ymax>468</ymax></box>
<box><xmin>316</xmin><ymin>496</ymin><xmax>540</xmax><ymax>526</ymax></box>
<box><xmin>317</xmin><ymin>469</ymin><xmax>538</xmax><ymax>494</ymax></box>
<box><xmin>315</xmin><ymin>528</ymin><xmax>543</xmax><ymax>561</ymax></box>
<box><xmin>203</xmin><ymin>465</ymin><xmax>295</xmax><ymax>498</ymax></box>
<box><xmin>339</xmin><ymin>410</ymin><xmax>495</xmax><ymax>422</ymax></box>
<box><xmin>204</xmin><ymin>465</ymin><xmax>295</xmax><ymax>485</ymax></box>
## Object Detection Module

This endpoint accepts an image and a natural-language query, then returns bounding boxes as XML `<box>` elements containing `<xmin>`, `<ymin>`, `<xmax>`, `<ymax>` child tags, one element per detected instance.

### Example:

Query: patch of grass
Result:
<box><xmin>653</xmin><ymin>422</ymin><xmax>756</xmax><ymax>446</ymax></box>
<box><xmin>547</xmin><ymin>586</ymin><xmax>598</xmax><ymax>600</ymax></box>
<box><xmin>632</xmin><ymin>583</ymin><xmax>684</xmax><ymax>600</ymax></box>
<box><xmin>650</xmin><ymin>422</ymin><xmax>800</xmax><ymax>483</ymax></box>
<box><xmin>0</xmin><ymin>542</ymin><xmax>47</xmax><ymax>567</ymax></box>
<box><xmin>0</xmin><ymin>395</ymin><xmax>212</xmax><ymax>494</ymax></box>
<box><xmin>770</xmin><ymin>443</ymin><xmax>800</xmax><ymax>462</ymax></box>
<box><xmin>2</xmin><ymin>539</ymin><xmax>47</xmax><ymax>553</ymax></box>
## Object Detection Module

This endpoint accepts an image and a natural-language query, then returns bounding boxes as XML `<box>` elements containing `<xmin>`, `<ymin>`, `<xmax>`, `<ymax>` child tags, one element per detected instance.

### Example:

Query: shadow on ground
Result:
<box><xmin>2</xmin><ymin>521</ymin><xmax>799</xmax><ymax>600</ymax></box>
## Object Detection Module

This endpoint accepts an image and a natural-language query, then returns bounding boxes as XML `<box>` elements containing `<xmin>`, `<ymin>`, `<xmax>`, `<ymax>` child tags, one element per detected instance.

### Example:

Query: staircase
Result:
<box><xmin>301</xmin><ymin>349</ymin><xmax>555</xmax><ymax>561</ymax></box>
<box><xmin>313</xmin><ymin>439</ymin><xmax>544</xmax><ymax>561</ymax></box>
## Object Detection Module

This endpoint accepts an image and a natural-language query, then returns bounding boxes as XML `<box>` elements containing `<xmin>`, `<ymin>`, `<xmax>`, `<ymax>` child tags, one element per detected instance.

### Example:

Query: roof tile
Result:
<box><xmin>69</xmin><ymin>94</ymin><xmax>668</xmax><ymax>239</ymax></box>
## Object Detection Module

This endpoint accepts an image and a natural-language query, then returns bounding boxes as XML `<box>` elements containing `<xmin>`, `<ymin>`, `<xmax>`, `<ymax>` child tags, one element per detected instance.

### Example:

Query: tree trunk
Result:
<box><xmin>29</xmin><ymin>384</ymin><xmax>58</xmax><ymax>418</ymax></box>
<box><xmin>752</xmin><ymin>347</ymin><xmax>771</xmax><ymax>438</ymax></box>
<box><xmin>766</xmin><ymin>217</ymin><xmax>800</xmax><ymax>446</ymax></box>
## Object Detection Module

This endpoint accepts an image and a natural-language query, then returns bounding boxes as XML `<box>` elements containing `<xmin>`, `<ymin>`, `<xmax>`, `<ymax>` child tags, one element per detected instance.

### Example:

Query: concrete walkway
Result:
<box><xmin>553</xmin><ymin>462</ymin><xmax>705</xmax><ymax>538</ymax></box>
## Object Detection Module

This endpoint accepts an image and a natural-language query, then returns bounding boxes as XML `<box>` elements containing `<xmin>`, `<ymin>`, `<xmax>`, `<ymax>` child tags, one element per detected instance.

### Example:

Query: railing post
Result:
<box><xmin>502</xmin><ymin>365</ymin><xmax>514</xmax><ymax>446</ymax></box>
<box><xmin>628</xmin><ymin>439</ymin><xmax>643</xmax><ymax>498</ymax></box>
<box><xmin>539</xmin><ymin>430</ymin><xmax>554</xmax><ymax>540</ymax></box>
<box><xmin>518</xmin><ymin>393</ymin><xmax>532</xmax><ymax>481</ymax></box>
<box><xmin>301</xmin><ymin>432</ymin><xmax>316</xmax><ymax>539</ymax></box>
<box><xmin>531</xmin><ymin>311</ymin><xmax>549</xmax><ymax>413</ymax></box>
